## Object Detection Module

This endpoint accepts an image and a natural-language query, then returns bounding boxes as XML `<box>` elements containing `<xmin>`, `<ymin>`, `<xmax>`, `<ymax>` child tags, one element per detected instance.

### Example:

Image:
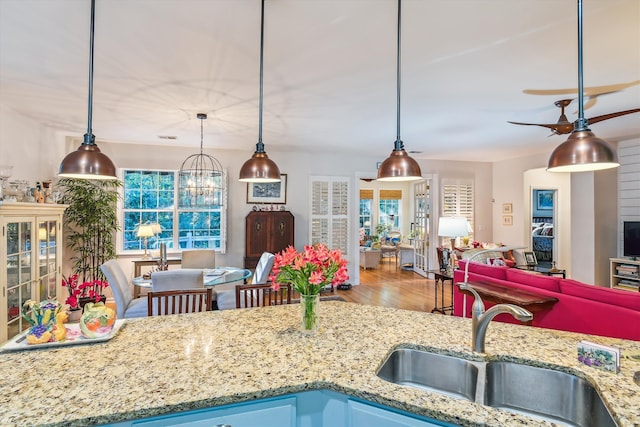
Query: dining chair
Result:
<box><xmin>235</xmin><ymin>283</ymin><xmax>291</xmax><ymax>309</ymax></box>
<box><xmin>252</xmin><ymin>252</ymin><xmax>275</xmax><ymax>284</ymax></box>
<box><xmin>215</xmin><ymin>252</ymin><xmax>273</xmax><ymax>310</ymax></box>
<box><xmin>147</xmin><ymin>288</ymin><xmax>214</xmax><ymax>316</ymax></box>
<box><xmin>150</xmin><ymin>269</ymin><xmax>205</xmax><ymax>291</ymax></box>
<box><xmin>100</xmin><ymin>260</ymin><xmax>149</xmax><ymax>318</ymax></box>
<box><xmin>181</xmin><ymin>249</ymin><xmax>216</xmax><ymax>269</ymax></box>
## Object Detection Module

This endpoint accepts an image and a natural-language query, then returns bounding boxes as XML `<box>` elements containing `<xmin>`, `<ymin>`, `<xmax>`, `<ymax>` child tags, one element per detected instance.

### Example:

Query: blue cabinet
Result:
<box><xmin>347</xmin><ymin>400</ymin><xmax>449</xmax><ymax>427</ymax></box>
<box><xmin>105</xmin><ymin>390</ymin><xmax>458</xmax><ymax>427</ymax></box>
<box><xmin>108</xmin><ymin>396</ymin><xmax>296</xmax><ymax>427</ymax></box>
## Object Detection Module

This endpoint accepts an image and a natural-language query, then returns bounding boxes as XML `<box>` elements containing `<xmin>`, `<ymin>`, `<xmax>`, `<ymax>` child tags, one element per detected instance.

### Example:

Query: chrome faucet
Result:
<box><xmin>458</xmin><ymin>283</ymin><xmax>533</xmax><ymax>353</ymax></box>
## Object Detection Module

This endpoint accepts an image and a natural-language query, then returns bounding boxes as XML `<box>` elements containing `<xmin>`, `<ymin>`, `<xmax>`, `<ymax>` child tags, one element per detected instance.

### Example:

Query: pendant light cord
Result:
<box><xmin>199</xmin><ymin>115</ymin><xmax>205</xmax><ymax>154</ymax></box>
<box><xmin>575</xmin><ymin>0</ymin><xmax>588</xmax><ymax>131</ymax></box>
<box><xmin>395</xmin><ymin>0</ymin><xmax>404</xmax><ymax>151</ymax></box>
<box><xmin>256</xmin><ymin>0</ymin><xmax>266</xmax><ymax>153</ymax></box>
<box><xmin>85</xmin><ymin>0</ymin><xmax>96</xmax><ymax>145</ymax></box>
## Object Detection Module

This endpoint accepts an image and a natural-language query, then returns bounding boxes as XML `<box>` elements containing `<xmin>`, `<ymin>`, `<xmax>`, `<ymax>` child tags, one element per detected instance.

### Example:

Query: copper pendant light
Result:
<box><xmin>58</xmin><ymin>0</ymin><xmax>117</xmax><ymax>180</ymax></box>
<box><xmin>377</xmin><ymin>0</ymin><xmax>422</xmax><ymax>182</ymax></box>
<box><xmin>239</xmin><ymin>0</ymin><xmax>281</xmax><ymax>183</ymax></box>
<box><xmin>547</xmin><ymin>0</ymin><xmax>619</xmax><ymax>173</ymax></box>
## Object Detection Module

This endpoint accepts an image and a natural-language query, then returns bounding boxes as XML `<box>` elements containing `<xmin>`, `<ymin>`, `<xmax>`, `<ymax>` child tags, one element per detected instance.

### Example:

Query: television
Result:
<box><xmin>623</xmin><ymin>221</ymin><xmax>640</xmax><ymax>259</ymax></box>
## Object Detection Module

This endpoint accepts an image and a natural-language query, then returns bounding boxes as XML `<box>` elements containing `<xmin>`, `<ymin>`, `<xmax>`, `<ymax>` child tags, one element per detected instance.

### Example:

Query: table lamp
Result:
<box><xmin>437</xmin><ymin>217</ymin><xmax>469</xmax><ymax>250</ymax></box>
<box><xmin>136</xmin><ymin>224</ymin><xmax>155</xmax><ymax>260</ymax></box>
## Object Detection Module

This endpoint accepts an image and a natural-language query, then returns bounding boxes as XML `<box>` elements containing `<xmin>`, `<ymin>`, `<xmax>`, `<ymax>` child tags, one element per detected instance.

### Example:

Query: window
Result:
<box><xmin>379</xmin><ymin>189</ymin><xmax>402</xmax><ymax>229</ymax></box>
<box><xmin>359</xmin><ymin>189</ymin><xmax>373</xmax><ymax>236</ymax></box>
<box><xmin>120</xmin><ymin>169</ymin><xmax>227</xmax><ymax>254</ymax></box>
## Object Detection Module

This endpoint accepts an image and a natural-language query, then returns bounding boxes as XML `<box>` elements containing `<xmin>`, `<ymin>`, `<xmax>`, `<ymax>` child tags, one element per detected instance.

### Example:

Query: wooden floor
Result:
<box><xmin>335</xmin><ymin>258</ymin><xmax>452</xmax><ymax>313</ymax></box>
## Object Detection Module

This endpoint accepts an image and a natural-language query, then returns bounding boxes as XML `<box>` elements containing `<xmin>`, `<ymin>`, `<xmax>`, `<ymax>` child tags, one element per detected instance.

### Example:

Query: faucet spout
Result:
<box><xmin>473</xmin><ymin>304</ymin><xmax>533</xmax><ymax>353</ymax></box>
<box><xmin>457</xmin><ymin>282</ymin><xmax>533</xmax><ymax>353</ymax></box>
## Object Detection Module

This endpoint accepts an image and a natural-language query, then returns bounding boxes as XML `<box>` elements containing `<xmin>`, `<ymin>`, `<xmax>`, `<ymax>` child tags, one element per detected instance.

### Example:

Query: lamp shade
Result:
<box><xmin>377</xmin><ymin>148</ymin><xmax>422</xmax><ymax>182</ymax></box>
<box><xmin>239</xmin><ymin>149</ymin><xmax>281</xmax><ymax>183</ymax></box>
<box><xmin>58</xmin><ymin>140</ymin><xmax>117</xmax><ymax>180</ymax></box>
<box><xmin>547</xmin><ymin>129</ymin><xmax>619</xmax><ymax>172</ymax></box>
<box><xmin>136</xmin><ymin>224</ymin><xmax>155</xmax><ymax>238</ymax></box>
<box><xmin>437</xmin><ymin>217</ymin><xmax>469</xmax><ymax>238</ymax></box>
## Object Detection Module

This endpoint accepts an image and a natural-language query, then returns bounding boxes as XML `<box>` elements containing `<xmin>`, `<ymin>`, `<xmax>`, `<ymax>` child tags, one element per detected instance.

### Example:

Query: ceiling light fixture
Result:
<box><xmin>239</xmin><ymin>0</ymin><xmax>281</xmax><ymax>183</ymax></box>
<box><xmin>178</xmin><ymin>113</ymin><xmax>224</xmax><ymax>208</ymax></box>
<box><xmin>58</xmin><ymin>0</ymin><xmax>117</xmax><ymax>180</ymax></box>
<box><xmin>547</xmin><ymin>0</ymin><xmax>619</xmax><ymax>173</ymax></box>
<box><xmin>377</xmin><ymin>0</ymin><xmax>422</xmax><ymax>182</ymax></box>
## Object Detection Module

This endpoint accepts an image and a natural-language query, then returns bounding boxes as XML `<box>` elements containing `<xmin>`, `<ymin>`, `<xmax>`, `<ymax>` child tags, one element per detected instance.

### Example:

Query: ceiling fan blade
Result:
<box><xmin>523</xmin><ymin>80</ymin><xmax>640</xmax><ymax>96</ymax></box>
<box><xmin>587</xmin><ymin>108</ymin><xmax>640</xmax><ymax>125</ymax></box>
<box><xmin>507</xmin><ymin>121</ymin><xmax>573</xmax><ymax>135</ymax></box>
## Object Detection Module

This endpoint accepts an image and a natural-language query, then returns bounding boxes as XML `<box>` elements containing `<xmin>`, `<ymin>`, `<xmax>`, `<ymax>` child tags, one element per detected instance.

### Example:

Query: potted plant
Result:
<box><xmin>58</xmin><ymin>178</ymin><xmax>121</xmax><ymax>292</ymax></box>
<box><xmin>62</xmin><ymin>273</ymin><xmax>110</xmax><ymax>319</ymax></box>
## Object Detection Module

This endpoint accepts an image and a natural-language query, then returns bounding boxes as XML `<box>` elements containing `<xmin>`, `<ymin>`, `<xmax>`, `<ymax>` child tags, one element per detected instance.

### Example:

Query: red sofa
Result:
<box><xmin>453</xmin><ymin>260</ymin><xmax>640</xmax><ymax>341</ymax></box>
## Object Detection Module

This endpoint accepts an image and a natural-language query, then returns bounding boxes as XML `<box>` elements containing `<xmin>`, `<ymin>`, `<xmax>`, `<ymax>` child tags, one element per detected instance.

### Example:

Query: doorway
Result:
<box><xmin>531</xmin><ymin>189</ymin><xmax>556</xmax><ymax>268</ymax></box>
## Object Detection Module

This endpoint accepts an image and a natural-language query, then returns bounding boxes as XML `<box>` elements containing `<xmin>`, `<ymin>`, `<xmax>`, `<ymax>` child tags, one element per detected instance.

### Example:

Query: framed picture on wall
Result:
<box><xmin>524</xmin><ymin>251</ymin><xmax>538</xmax><ymax>266</ymax></box>
<box><xmin>502</xmin><ymin>203</ymin><xmax>513</xmax><ymax>214</ymax></box>
<box><xmin>502</xmin><ymin>215</ymin><xmax>513</xmax><ymax>226</ymax></box>
<box><xmin>246</xmin><ymin>174</ymin><xmax>287</xmax><ymax>204</ymax></box>
<box><xmin>537</xmin><ymin>190</ymin><xmax>553</xmax><ymax>210</ymax></box>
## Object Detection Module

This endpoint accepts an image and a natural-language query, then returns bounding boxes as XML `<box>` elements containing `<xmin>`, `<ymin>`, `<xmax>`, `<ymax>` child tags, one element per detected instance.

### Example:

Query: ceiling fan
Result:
<box><xmin>523</xmin><ymin>80</ymin><xmax>640</xmax><ymax>110</ymax></box>
<box><xmin>508</xmin><ymin>98</ymin><xmax>640</xmax><ymax>136</ymax></box>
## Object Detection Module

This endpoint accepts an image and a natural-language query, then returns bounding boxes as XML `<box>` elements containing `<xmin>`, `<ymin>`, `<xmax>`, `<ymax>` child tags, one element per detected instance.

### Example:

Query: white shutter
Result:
<box><xmin>442</xmin><ymin>179</ymin><xmax>474</xmax><ymax>234</ymax></box>
<box><xmin>310</xmin><ymin>177</ymin><xmax>350</xmax><ymax>255</ymax></box>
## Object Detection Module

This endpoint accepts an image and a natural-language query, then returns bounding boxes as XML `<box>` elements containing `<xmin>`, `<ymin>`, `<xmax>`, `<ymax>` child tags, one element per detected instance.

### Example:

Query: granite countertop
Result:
<box><xmin>1</xmin><ymin>302</ymin><xmax>639</xmax><ymax>426</ymax></box>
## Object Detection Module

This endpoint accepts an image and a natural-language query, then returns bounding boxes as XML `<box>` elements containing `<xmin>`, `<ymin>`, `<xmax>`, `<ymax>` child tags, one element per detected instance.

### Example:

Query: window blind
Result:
<box><xmin>359</xmin><ymin>189</ymin><xmax>373</xmax><ymax>200</ymax></box>
<box><xmin>379</xmin><ymin>189</ymin><xmax>402</xmax><ymax>200</ymax></box>
<box><xmin>442</xmin><ymin>179</ymin><xmax>474</xmax><ymax>234</ymax></box>
<box><xmin>310</xmin><ymin>176</ymin><xmax>350</xmax><ymax>255</ymax></box>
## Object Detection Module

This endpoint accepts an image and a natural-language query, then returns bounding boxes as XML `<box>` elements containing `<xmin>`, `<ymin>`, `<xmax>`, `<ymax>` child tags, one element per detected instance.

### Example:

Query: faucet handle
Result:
<box><xmin>457</xmin><ymin>282</ymin><xmax>485</xmax><ymax>314</ymax></box>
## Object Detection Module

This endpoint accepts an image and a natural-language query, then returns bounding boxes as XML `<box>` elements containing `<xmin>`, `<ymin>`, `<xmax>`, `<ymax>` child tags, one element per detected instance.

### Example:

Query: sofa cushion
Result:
<box><xmin>458</xmin><ymin>260</ymin><xmax>508</xmax><ymax>280</ymax></box>
<box><xmin>487</xmin><ymin>257</ymin><xmax>515</xmax><ymax>268</ymax></box>
<box><xmin>460</xmin><ymin>248</ymin><xmax>503</xmax><ymax>264</ymax></box>
<box><xmin>506</xmin><ymin>268</ymin><xmax>560</xmax><ymax>292</ymax></box>
<box><xmin>560</xmin><ymin>279</ymin><xmax>640</xmax><ymax>312</ymax></box>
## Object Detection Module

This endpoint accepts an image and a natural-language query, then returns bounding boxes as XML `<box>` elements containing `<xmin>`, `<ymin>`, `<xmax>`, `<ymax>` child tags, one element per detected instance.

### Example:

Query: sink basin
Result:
<box><xmin>377</xmin><ymin>349</ymin><xmax>618</xmax><ymax>426</ymax></box>
<box><xmin>376</xmin><ymin>348</ymin><xmax>479</xmax><ymax>401</ymax></box>
<box><xmin>485</xmin><ymin>361</ymin><xmax>617</xmax><ymax>427</ymax></box>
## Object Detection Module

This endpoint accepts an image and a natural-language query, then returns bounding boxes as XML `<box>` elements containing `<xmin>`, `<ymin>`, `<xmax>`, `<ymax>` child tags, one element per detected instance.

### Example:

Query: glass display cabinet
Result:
<box><xmin>0</xmin><ymin>202</ymin><xmax>67</xmax><ymax>343</ymax></box>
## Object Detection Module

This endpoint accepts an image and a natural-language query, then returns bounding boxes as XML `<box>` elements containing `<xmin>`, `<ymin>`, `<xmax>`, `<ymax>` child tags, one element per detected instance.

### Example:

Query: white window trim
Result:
<box><xmin>116</xmin><ymin>168</ymin><xmax>228</xmax><ymax>256</ymax></box>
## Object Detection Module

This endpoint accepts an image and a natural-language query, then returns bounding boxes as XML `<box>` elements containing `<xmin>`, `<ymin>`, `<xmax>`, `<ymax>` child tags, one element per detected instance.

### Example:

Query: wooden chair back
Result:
<box><xmin>235</xmin><ymin>283</ymin><xmax>291</xmax><ymax>309</ymax></box>
<box><xmin>147</xmin><ymin>288</ymin><xmax>213</xmax><ymax>316</ymax></box>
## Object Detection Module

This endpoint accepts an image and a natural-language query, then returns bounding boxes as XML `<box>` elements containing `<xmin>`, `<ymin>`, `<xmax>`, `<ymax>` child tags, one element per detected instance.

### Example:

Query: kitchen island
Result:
<box><xmin>1</xmin><ymin>302</ymin><xmax>639</xmax><ymax>426</ymax></box>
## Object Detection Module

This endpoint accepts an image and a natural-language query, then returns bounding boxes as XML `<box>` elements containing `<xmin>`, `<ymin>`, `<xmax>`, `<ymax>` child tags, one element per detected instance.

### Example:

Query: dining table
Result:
<box><xmin>132</xmin><ymin>267</ymin><xmax>253</xmax><ymax>291</ymax></box>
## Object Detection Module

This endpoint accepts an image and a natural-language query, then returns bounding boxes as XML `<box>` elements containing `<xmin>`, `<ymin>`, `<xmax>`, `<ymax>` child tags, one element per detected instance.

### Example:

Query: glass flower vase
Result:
<box><xmin>300</xmin><ymin>294</ymin><xmax>320</xmax><ymax>332</ymax></box>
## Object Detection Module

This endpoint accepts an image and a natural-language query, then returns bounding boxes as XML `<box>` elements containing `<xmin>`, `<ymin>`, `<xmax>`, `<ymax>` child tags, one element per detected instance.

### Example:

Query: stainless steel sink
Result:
<box><xmin>485</xmin><ymin>361</ymin><xmax>617</xmax><ymax>427</ymax></box>
<box><xmin>377</xmin><ymin>349</ymin><xmax>618</xmax><ymax>427</ymax></box>
<box><xmin>376</xmin><ymin>348</ymin><xmax>479</xmax><ymax>401</ymax></box>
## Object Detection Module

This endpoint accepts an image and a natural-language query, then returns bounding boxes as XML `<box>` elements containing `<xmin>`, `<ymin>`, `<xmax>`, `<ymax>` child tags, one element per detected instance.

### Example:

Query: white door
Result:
<box><xmin>412</xmin><ymin>180</ymin><xmax>430</xmax><ymax>278</ymax></box>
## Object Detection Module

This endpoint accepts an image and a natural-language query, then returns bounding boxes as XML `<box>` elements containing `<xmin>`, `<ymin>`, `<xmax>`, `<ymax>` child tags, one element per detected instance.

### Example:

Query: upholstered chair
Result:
<box><xmin>181</xmin><ymin>249</ymin><xmax>216</xmax><ymax>269</ymax></box>
<box><xmin>100</xmin><ymin>260</ymin><xmax>149</xmax><ymax>318</ymax></box>
<box><xmin>216</xmin><ymin>252</ymin><xmax>275</xmax><ymax>310</ymax></box>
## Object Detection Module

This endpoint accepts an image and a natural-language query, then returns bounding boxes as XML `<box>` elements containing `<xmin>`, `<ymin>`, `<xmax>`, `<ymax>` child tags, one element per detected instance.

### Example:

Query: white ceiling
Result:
<box><xmin>1</xmin><ymin>0</ymin><xmax>639</xmax><ymax>163</ymax></box>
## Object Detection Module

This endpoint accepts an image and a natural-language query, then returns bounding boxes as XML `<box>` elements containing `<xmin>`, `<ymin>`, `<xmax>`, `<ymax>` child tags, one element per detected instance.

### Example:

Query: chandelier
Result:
<box><xmin>178</xmin><ymin>113</ymin><xmax>224</xmax><ymax>208</ymax></box>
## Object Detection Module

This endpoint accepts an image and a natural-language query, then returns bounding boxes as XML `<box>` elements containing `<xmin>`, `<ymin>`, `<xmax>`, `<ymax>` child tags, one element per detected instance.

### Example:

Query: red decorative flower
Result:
<box><xmin>270</xmin><ymin>244</ymin><xmax>349</xmax><ymax>295</ymax></box>
<box><xmin>62</xmin><ymin>274</ymin><xmax>109</xmax><ymax>309</ymax></box>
